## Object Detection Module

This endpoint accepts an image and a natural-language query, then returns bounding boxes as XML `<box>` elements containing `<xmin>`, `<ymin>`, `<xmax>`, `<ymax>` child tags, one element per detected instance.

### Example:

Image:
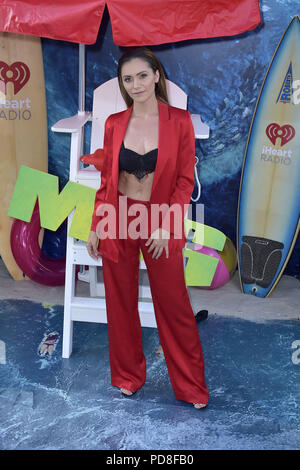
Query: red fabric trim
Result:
<box><xmin>0</xmin><ymin>0</ymin><xmax>105</xmax><ymax>44</ymax></box>
<box><xmin>0</xmin><ymin>0</ymin><xmax>261</xmax><ymax>45</ymax></box>
<box><xmin>107</xmin><ymin>0</ymin><xmax>262</xmax><ymax>46</ymax></box>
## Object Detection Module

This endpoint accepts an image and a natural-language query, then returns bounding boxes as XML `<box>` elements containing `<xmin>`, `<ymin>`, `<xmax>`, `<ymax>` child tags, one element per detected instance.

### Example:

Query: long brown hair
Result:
<box><xmin>117</xmin><ymin>47</ymin><xmax>169</xmax><ymax>108</ymax></box>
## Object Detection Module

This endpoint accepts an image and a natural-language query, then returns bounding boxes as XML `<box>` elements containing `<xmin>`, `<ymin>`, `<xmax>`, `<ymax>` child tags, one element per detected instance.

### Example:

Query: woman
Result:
<box><xmin>87</xmin><ymin>48</ymin><xmax>209</xmax><ymax>409</ymax></box>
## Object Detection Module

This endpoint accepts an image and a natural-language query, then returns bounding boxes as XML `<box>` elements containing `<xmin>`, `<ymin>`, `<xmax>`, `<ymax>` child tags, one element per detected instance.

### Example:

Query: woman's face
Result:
<box><xmin>121</xmin><ymin>58</ymin><xmax>159</xmax><ymax>104</ymax></box>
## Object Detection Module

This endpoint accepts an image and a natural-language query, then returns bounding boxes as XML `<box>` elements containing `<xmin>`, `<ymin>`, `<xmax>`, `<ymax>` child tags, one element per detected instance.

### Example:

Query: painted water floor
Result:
<box><xmin>0</xmin><ymin>299</ymin><xmax>299</xmax><ymax>450</ymax></box>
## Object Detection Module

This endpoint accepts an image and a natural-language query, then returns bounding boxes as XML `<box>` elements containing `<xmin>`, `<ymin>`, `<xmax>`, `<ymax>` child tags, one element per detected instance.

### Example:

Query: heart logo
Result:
<box><xmin>265</xmin><ymin>123</ymin><xmax>295</xmax><ymax>146</ymax></box>
<box><xmin>0</xmin><ymin>61</ymin><xmax>30</xmax><ymax>95</ymax></box>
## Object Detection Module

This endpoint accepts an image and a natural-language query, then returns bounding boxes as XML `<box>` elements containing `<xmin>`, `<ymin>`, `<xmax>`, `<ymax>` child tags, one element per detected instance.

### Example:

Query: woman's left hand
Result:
<box><xmin>145</xmin><ymin>228</ymin><xmax>170</xmax><ymax>259</ymax></box>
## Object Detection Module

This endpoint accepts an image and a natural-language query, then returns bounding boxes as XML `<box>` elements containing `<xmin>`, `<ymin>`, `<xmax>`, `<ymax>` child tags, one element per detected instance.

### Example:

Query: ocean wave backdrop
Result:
<box><xmin>41</xmin><ymin>0</ymin><xmax>299</xmax><ymax>278</ymax></box>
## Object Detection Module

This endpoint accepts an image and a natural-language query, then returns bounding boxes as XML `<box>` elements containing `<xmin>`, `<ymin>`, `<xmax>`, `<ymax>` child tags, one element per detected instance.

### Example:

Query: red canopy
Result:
<box><xmin>0</xmin><ymin>0</ymin><xmax>261</xmax><ymax>45</ymax></box>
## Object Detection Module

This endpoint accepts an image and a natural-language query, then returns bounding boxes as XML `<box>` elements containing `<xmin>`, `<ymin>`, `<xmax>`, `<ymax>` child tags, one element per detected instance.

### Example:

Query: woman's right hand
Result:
<box><xmin>86</xmin><ymin>231</ymin><xmax>100</xmax><ymax>260</ymax></box>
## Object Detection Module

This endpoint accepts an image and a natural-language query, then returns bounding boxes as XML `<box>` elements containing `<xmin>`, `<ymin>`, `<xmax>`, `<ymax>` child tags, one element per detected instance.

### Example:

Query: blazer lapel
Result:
<box><xmin>150</xmin><ymin>99</ymin><xmax>171</xmax><ymax>200</ymax></box>
<box><xmin>110</xmin><ymin>99</ymin><xmax>172</xmax><ymax>200</ymax></box>
<box><xmin>111</xmin><ymin>105</ymin><xmax>133</xmax><ymax>199</ymax></box>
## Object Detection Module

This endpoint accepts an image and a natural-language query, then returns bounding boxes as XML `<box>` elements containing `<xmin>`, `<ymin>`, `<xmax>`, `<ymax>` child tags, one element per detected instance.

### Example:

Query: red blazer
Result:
<box><xmin>91</xmin><ymin>99</ymin><xmax>195</xmax><ymax>263</ymax></box>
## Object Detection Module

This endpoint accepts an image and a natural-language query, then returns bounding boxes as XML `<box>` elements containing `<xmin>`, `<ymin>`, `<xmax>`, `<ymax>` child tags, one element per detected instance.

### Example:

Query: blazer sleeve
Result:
<box><xmin>90</xmin><ymin>116</ymin><xmax>112</xmax><ymax>232</ymax></box>
<box><xmin>161</xmin><ymin>110</ymin><xmax>195</xmax><ymax>237</ymax></box>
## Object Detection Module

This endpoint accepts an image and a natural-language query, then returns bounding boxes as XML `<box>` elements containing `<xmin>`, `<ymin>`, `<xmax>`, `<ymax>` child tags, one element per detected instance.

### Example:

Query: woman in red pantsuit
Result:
<box><xmin>87</xmin><ymin>48</ymin><xmax>209</xmax><ymax>409</ymax></box>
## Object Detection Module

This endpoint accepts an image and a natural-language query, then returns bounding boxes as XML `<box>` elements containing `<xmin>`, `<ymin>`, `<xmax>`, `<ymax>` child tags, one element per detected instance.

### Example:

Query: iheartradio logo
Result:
<box><xmin>265</xmin><ymin>123</ymin><xmax>295</xmax><ymax>146</ymax></box>
<box><xmin>0</xmin><ymin>61</ymin><xmax>30</xmax><ymax>95</ymax></box>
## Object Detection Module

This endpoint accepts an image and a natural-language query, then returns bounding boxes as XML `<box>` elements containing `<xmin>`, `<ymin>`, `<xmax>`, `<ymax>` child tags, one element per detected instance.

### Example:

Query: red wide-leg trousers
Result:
<box><xmin>101</xmin><ymin>191</ymin><xmax>209</xmax><ymax>404</ymax></box>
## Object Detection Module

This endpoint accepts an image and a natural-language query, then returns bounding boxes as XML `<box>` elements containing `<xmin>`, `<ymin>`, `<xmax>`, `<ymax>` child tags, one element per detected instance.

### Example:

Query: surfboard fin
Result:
<box><xmin>241</xmin><ymin>236</ymin><xmax>284</xmax><ymax>288</ymax></box>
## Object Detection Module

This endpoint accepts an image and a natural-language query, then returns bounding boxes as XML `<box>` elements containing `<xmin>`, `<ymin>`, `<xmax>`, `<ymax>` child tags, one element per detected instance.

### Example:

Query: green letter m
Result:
<box><xmin>8</xmin><ymin>166</ymin><xmax>96</xmax><ymax>242</ymax></box>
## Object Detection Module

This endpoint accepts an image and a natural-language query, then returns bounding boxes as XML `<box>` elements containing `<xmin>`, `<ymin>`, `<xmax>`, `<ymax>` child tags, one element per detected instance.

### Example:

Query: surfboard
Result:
<box><xmin>0</xmin><ymin>32</ymin><xmax>48</xmax><ymax>280</ymax></box>
<box><xmin>237</xmin><ymin>16</ymin><xmax>300</xmax><ymax>298</ymax></box>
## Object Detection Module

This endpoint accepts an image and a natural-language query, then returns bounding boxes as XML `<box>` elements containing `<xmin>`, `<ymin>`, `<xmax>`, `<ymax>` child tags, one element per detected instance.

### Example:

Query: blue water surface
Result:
<box><xmin>0</xmin><ymin>299</ymin><xmax>299</xmax><ymax>450</ymax></box>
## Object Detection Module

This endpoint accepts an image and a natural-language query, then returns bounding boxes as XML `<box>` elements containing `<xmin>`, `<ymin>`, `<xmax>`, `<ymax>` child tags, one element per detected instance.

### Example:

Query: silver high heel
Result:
<box><xmin>120</xmin><ymin>388</ymin><xmax>136</xmax><ymax>397</ymax></box>
<box><xmin>193</xmin><ymin>403</ymin><xmax>207</xmax><ymax>410</ymax></box>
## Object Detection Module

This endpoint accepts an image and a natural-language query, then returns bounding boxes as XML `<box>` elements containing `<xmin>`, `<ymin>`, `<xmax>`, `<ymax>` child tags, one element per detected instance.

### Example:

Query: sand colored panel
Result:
<box><xmin>0</xmin><ymin>32</ymin><xmax>48</xmax><ymax>279</ymax></box>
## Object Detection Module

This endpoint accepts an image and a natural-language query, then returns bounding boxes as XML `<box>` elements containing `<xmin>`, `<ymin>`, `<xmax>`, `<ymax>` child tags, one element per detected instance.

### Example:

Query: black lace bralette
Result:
<box><xmin>119</xmin><ymin>141</ymin><xmax>158</xmax><ymax>180</ymax></box>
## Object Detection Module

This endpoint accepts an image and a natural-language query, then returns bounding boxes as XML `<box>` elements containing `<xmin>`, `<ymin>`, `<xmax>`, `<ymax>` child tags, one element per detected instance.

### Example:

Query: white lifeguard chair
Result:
<box><xmin>52</xmin><ymin>77</ymin><xmax>209</xmax><ymax>358</ymax></box>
